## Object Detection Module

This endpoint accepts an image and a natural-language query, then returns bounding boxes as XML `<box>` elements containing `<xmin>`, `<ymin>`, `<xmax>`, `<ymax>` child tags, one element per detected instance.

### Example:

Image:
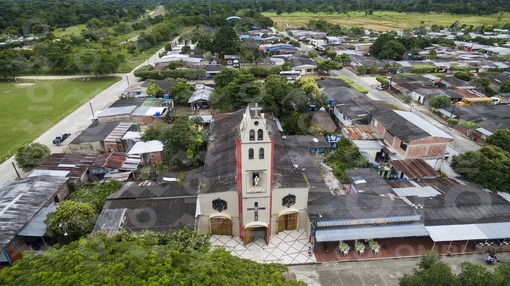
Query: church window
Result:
<box><xmin>257</xmin><ymin>129</ymin><xmax>263</xmax><ymax>140</ymax></box>
<box><xmin>248</xmin><ymin>148</ymin><xmax>254</xmax><ymax>159</ymax></box>
<box><xmin>249</xmin><ymin>129</ymin><xmax>255</xmax><ymax>141</ymax></box>
<box><xmin>259</xmin><ymin>148</ymin><xmax>264</xmax><ymax>159</ymax></box>
<box><xmin>282</xmin><ymin>194</ymin><xmax>296</xmax><ymax>207</ymax></box>
<box><xmin>212</xmin><ymin>198</ymin><xmax>228</xmax><ymax>212</ymax></box>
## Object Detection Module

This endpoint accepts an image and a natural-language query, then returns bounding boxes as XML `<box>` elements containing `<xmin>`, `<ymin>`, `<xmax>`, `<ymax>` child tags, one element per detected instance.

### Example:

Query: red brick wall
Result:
<box><xmin>149</xmin><ymin>151</ymin><xmax>162</xmax><ymax>165</ymax></box>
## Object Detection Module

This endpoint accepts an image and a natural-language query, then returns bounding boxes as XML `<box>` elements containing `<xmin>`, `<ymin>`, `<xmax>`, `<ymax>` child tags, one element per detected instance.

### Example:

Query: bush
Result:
<box><xmin>134</xmin><ymin>66</ymin><xmax>206</xmax><ymax>80</ymax></box>
<box><xmin>243</xmin><ymin>65</ymin><xmax>282</xmax><ymax>77</ymax></box>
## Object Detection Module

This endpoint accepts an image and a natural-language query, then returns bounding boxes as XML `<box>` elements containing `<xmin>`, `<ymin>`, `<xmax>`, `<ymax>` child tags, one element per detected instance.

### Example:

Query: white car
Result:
<box><xmin>376</xmin><ymin>86</ymin><xmax>385</xmax><ymax>91</ymax></box>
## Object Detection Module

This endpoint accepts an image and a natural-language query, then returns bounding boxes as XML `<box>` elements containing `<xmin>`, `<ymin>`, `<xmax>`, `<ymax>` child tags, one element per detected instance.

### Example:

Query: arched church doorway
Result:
<box><xmin>209</xmin><ymin>214</ymin><xmax>233</xmax><ymax>236</ymax></box>
<box><xmin>278</xmin><ymin>209</ymin><xmax>299</xmax><ymax>232</ymax></box>
<box><xmin>244</xmin><ymin>222</ymin><xmax>268</xmax><ymax>245</ymax></box>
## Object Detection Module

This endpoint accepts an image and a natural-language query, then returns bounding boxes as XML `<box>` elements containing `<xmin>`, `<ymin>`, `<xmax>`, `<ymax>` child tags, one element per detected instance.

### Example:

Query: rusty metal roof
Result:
<box><xmin>104</xmin><ymin>122</ymin><xmax>136</xmax><ymax>143</ymax></box>
<box><xmin>341</xmin><ymin>125</ymin><xmax>382</xmax><ymax>140</ymax></box>
<box><xmin>30</xmin><ymin>153</ymin><xmax>96</xmax><ymax>179</ymax></box>
<box><xmin>389</xmin><ymin>159</ymin><xmax>439</xmax><ymax>179</ymax></box>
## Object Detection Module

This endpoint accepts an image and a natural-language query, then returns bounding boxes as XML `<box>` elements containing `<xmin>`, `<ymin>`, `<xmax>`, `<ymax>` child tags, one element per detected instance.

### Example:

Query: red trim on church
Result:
<box><xmin>267</xmin><ymin>139</ymin><xmax>275</xmax><ymax>243</ymax></box>
<box><xmin>236</xmin><ymin>139</ymin><xmax>244</xmax><ymax>241</ymax></box>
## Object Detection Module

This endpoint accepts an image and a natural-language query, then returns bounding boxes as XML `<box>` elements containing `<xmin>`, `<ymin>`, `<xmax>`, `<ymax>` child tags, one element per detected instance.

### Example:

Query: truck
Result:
<box><xmin>52</xmin><ymin>133</ymin><xmax>71</xmax><ymax>145</ymax></box>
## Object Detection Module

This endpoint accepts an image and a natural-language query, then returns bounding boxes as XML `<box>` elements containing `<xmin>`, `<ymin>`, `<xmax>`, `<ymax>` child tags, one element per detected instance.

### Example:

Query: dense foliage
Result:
<box><xmin>0</xmin><ymin>229</ymin><xmax>303</xmax><ymax>285</ymax></box>
<box><xmin>451</xmin><ymin>146</ymin><xmax>510</xmax><ymax>193</ymax></box>
<box><xmin>428</xmin><ymin>95</ymin><xmax>451</xmax><ymax>109</ymax></box>
<box><xmin>45</xmin><ymin>200</ymin><xmax>98</xmax><ymax>241</ymax></box>
<box><xmin>326</xmin><ymin>138</ymin><xmax>369</xmax><ymax>183</ymax></box>
<box><xmin>14</xmin><ymin>142</ymin><xmax>51</xmax><ymax>172</ymax></box>
<box><xmin>486</xmin><ymin>129</ymin><xmax>510</xmax><ymax>153</ymax></box>
<box><xmin>68</xmin><ymin>180</ymin><xmax>123</xmax><ymax>211</ymax></box>
<box><xmin>400</xmin><ymin>252</ymin><xmax>510</xmax><ymax>286</ymax></box>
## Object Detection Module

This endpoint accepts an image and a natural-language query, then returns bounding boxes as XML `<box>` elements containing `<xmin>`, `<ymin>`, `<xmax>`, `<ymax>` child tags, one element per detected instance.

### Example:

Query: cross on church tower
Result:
<box><xmin>251</xmin><ymin>103</ymin><xmax>262</xmax><ymax>118</ymax></box>
<box><xmin>247</xmin><ymin>202</ymin><xmax>265</xmax><ymax>221</ymax></box>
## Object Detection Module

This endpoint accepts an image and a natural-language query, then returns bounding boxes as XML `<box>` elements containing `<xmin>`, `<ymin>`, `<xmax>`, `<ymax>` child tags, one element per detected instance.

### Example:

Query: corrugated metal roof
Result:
<box><xmin>315</xmin><ymin>223</ymin><xmax>428</xmax><ymax>242</ymax></box>
<box><xmin>390</xmin><ymin>159</ymin><xmax>439</xmax><ymax>179</ymax></box>
<box><xmin>393</xmin><ymin>186</ymin><xmax>441</xmax><ymax>197</ymax></box>
<box><xmin>17</xmin><ymin>204</ymin><xmax>57</xmax><ymax>237</ymax></box>
<box><xmin>104</xmin><ymin>122</ymin><xmax>135</xmax><ymax>143</ymax></box>
<box><xmin>341</xmin><ymin>126</ymin><xmax>382</xmax><ymax>140</ymax></box>
<box><xmin>426</xmin><ymin>224</ymin><xmax>486</xmax><ymax>241</ymax></box>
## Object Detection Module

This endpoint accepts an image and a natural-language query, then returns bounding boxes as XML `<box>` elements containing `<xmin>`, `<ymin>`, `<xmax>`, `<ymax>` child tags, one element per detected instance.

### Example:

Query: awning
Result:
<box><xmin>17</xmin><ymin>204</ymin><xmax>57</xmax><ymax>237</ymax></box>
<box><xmin>315</xmin><ymin>223</ymin><xmax>428</xmax><ymax>242</ymax></box>
<box><xmin>427</xmin><ymin>222</ymin><xmax>510</xmax><ymax>242</ymax></box>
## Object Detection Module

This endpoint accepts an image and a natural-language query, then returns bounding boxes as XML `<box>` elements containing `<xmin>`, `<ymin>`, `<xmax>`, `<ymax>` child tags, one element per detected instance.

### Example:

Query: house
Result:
<box><xmin>411</xmin><ymin>88</ymin><xmax>462</xmax><ymax>105</ymax></box>
<box><xmin>341</xmin><ymin>125</ymin><xmax>383</xmax><ymax>163</ymax></box>
<box><xmin>28</xmin><ymin>153</ymin><xmax>96</xmax><ymax>191</ymax></box>
<box><xmin>89</xmin><ymin>152</ymin><xmax>140</xmax><ymax>182</ymax></box>
<box><xmin>386</xmin><ymin>158</ymin><xmax>439</xmax><ymax>180</ymax></box>
<box><xmin>196</xmin><ymin>105</ymin><xmax>310</xmax><ymax>245</ymax></box>
<box><xmin>95</xmin><ymin>172</ymin><xmax>200</xmax><ymax>235</ymax></box>
<box><xmin>325</xmin><ymin>36</ymin><xmax>344</xmax><ymax>45</ymax></box>
<box><xmin>95</xmin><ymin>98</ymin><xmax>172</xmax><ymax>125</ymax></box>
<box><xmin>224</xmin><ymin>55</ymin><xmax>240</xmax><ymax>66</ymax></box>
<box><xmin>188</xmin><ymin>84</ymin><xmax>213</xmax><ymax>109</ymax></box>
<box><xmin>371</xmin><ymin>110</ymin><xmax>453</xmax><ymax>159</ymax></box>
<box><xmin>443</xmin><ymin>104</ymin><xmax>510</xmax><ymax>135</ymax></box>
<box><xmin>0</xmin><ymin>176</ymin><xmax>69</xmax><ymax>264</ymax></box>
<box><xmin>127</xmin><ymin>140</ymin><xmax>164</xmax><ymax>165</ymax></box>
<box><xmin>205</xmin><ymin>65</ymin><xmax>224</xmax><ymax>78</ymax></box>
<box><xmin>440</xmin><ymin>76</ymin><xmax>475</xmax><ymax>89</ymax></box>
<box><xmin>68</xmin><ymin>121</ymin><xmax>139</xmax><ymax>155</ymax></box>
<box><xmin>290</xmin><ymin>56</ymin><xmax>317</xmax><ymax>75</ymax></box>
<box><xmin>261</xmin><ymin>44</ymin><xmax>299</xmax><ymax>54</ymax></box>
<box><xmin>323</xmin><ymin>86</ymin><xmax>392</xmax><ymax>126</ymax></box>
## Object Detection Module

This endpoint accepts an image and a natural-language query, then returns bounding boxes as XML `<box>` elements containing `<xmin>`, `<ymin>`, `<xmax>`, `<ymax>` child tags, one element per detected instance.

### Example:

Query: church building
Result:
<box><xmin>197</xmin><ymin>104</ymin><xmax>310</xmax><ymax>244</ymax></box>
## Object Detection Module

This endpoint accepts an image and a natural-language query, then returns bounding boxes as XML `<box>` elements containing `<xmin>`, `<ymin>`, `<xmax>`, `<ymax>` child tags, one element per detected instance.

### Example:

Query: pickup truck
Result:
<box><xmin>52</xmin><ymin>133</ymin><xmax>71</xmax><ymax>145</ymax></box>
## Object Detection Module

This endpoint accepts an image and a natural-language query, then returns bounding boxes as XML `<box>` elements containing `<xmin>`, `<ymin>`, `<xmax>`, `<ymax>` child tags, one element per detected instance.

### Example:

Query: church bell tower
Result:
<box><xmin>237</xmin><ymin>103</ymin><xmax>273</xmax><ymax>245</ymax></box>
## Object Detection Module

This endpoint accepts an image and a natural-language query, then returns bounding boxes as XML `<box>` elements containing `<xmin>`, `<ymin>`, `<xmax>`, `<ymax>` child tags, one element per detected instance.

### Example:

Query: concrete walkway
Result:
<box><xmin>211</xmin><ymin>229</ymin><xmax>316</xmax><ymax>265</ymax></box>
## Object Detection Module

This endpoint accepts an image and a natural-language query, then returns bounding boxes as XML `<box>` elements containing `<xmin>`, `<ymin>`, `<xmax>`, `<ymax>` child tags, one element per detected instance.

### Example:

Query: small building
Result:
<box><xmin>188</xmin><ymin>84</ymin><xmax>214</xmax><ymax>109</ymax></box>
<box><xmin>68</xmin><ymin>121</ymin><xmax>139</xmax><ymax>155</ymax></box>
<box><xmin>28</xmin><ymin>153</ymin><xmax>96</xmax><ymax>190</ymax></box>
<box><xmin>127</xmin><ymin>140</ymin><xmax>164</xmax><ymax>165</ymax></box>
<box><xmin>205</xmin><ymin>65</ymin><xmax>224</xmax><ymax>78</ymax></box>
<box><xmin>89</xmin><ymin>152</ymin><xmax>140</xmax><ymax>182</ymax></box>
<box><xmin>290</xmin><ymin>56</ymin><xmax>317</xmax><ymax>75</ymax></box>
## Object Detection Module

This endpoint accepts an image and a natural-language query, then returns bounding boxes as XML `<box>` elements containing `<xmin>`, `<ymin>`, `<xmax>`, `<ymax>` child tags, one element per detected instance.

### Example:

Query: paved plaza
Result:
<box><xmin>210</xmin><ymin>229</ymin><xmax>316</xmax><ymax>264</ymax></box>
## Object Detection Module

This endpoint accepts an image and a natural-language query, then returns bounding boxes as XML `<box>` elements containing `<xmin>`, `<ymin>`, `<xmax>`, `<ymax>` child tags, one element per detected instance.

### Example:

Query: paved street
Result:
<box><xmin>330</xmin><ymin>69</ymin><xmax>481</xmax><ymax>154</ymax></box>
<box><xmin>0</xmin><ymin>43</ymin><xmax>173</xmax><ymax>184</ymax></box>
<box><xmin>289</xmin><ymin>251</ymin><xmax>510</xmax><ymax>286</ymax></box>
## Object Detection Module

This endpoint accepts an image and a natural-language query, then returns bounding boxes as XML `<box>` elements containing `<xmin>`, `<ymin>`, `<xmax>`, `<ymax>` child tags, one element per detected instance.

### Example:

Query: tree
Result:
<box><xmin>146</xmin><ymin>80</ymin><xmax>165</xmax><ymax>97</ymax></box>
<box><xmin>326</xmin><ymin>138</ymin><xmax>369</xmax><ymax>183</ymax></box>
<box><xmin>211</xmin><ymin>26</ymin><xmax>239</xmax><ymax>56</ymax></box>
<box><xmin>295</xmin><ymin>77</ymin><xmax>321</xmax><ymax>100</ymax></box>
<box><xmin>357</xmin><ymin>65</ymin><xmax>367</xmax><ymax>75</ymax></box>
<box><xmin>45</xmin><ymin>201</ymin><xmax>98</xmax><ymax>241</ymax></box>
<box><xmin>214</xmin><ymin>68</ymin><xmax>241</xmax><ymax>88</ymax></box>
<box><xmin>317</xmin><ymin>60</ymin><xmax>342</xmax><ymax>75</ymax></box>
<box><xmin>428</xmin><ymin>94</ymin><xmax>451</xmax><ymax>109</ymax></box>
<box><xmin>68</xmin><ymin>180</ymin><xmax>123</xmax><ymax>211</ymax></box>
<box><xmin>451</xmin><ymin>146</ymin><xmax>510</xmax><ymax>192</ymax></box>
<box><xmin>163</xmin><ymin>117</ymin><xmax>207</xmax><ymax>168</ymax></box>
<box><xmin>460</xmin><ymin>120</ymin><xmax>478</xmax><ymax>137</ymax></box>
<box><xmin>486</xmin><ymin>129</ymin><xmax>510</xmax><ymax>152</ymax></box>
<box><xmin>0</xmin><ymin>229</ymin><xmax>304</xmax><ymax>286</ymax></box>
<box><xmin>15</xmin><ymin>142</ymin><xmax>51</xmax><ymax>172</ymax></box>
<box><xmin>500</xmin><ymin>81</ymin><xmax>510</xmax><ymax>93</ymax></box>
<box><xmin>376</xmin><ymin>76</ymin><xmax>390</xmax><ymax>86</ymax></box>
<box><xmin>171</xmin><ymin>81</ymin><xmax>195</xmax><ymax>105</ymax></box>
<box><xmin>378</xmin><ymin>40</ymin><xmax>407</xmax><ymax>60</ymax></box>
<box><xmin>307</xmin><ymin>50</ymin><xmax>318</xmax><ymax>58</ymax></box>
<box><xmin>454</xmin><ymin>72</ymin><xmax>473</xmax><ymax>82</ymax></box>
<box><xmin>477</xmin><ymin>77</ymin><xmax>495</xmax><ymax>96</ymax></box>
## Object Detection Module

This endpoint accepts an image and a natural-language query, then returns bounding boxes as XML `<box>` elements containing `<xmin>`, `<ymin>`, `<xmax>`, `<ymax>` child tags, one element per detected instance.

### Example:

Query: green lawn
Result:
<box><xmin>265</xmin><ymin>11</ymin><xmax>510</xmax><ymax>31</ymax></box>
<box><xmin>0</xmin><ymin>78</ymin><xmax>119</xmax><ymax>162</ymax></box>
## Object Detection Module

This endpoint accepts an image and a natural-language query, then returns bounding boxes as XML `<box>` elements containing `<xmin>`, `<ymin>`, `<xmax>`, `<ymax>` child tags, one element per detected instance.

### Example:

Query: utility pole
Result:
<box><xmin>12</xmin><ymin>162</ymin><xmax>21</xmax><ymax>180</ymax></box>
<box><xmin>89</xmin><ymin>102</ymin><xmax>95</xmax><ymax>118</ymax></box>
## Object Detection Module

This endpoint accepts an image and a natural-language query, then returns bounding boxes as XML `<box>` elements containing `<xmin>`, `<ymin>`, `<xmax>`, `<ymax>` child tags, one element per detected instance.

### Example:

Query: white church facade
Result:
<box><xmin>197</xmin><ymin>104</ymin><xmax>310</xmax><ymax>244</ymax></box>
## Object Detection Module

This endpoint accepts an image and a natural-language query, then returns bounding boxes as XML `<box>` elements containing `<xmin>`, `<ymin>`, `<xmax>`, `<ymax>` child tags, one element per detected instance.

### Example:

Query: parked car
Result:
<box><xmin>52</xmin><ymin>133</ymin><xmax>71</xmax><ymax>145</ymax></box>
<box><xmin>376</xmin><ymin>85</ymin><xmax>385</xmax><ymax>91</ymax></box>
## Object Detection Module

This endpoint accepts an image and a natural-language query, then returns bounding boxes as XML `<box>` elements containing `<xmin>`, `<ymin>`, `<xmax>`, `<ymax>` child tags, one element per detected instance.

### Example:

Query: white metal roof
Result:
<box><xmin>427</xmin><ymin>222</ymin><xmax>510</xmax><ymax>242</ymax></box>
<box><xmin>28</xmin><ymin>170</ymin><xmax>70</xmax><ymax>177</ymax></box>
<box><xmin>128</xmin><ymin>140</ymin><xmax>164</xmax><ymax>154</ymax></box>
<box><xmin>393</xmin><ymin>186</ymin><xmax>441</xmax><ymax>197</ymax></box>
<box><xmin>96</xmin><ymin>106</ymin><xmax>137</xmax><ymax>118</ymax></box>
<box><xmin>352</xmin><ymin>140</ymin><xmax>383</xmax><ymax>150</ymax></box>
<box><xmin>315</xmin><ymin>223</ymin><xmax>428</xmax><ymax>242</ymax></box>
<box><xmin>476</xmin><ymin>127</ymin><xmax>493</xmax><ymax>136</ymax></box>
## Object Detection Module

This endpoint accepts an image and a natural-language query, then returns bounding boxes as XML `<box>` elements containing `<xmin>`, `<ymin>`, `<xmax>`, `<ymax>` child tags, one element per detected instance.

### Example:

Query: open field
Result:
<box><xmin>0</xmin><ymin>78</ymin><xmax>119</xmax><ymax>161</ymax></box>
<box><xmin>265</xmin><ymin>11</ymin><xmax>510</xmax><ymax>31</ymax></box>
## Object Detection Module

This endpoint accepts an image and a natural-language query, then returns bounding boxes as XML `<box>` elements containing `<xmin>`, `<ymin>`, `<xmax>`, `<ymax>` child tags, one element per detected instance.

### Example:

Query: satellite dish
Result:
<box><xmin>226</xmin><ymin>16</ymin><xmax>241</xmax><ymax>21</ymax></box>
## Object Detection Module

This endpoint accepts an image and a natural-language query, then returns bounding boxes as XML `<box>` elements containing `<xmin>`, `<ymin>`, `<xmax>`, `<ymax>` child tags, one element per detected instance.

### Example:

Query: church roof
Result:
<box><xmin>200</xmin><ymin>108</ymin><xmax>308</xmax><ymax>194</ymax></box>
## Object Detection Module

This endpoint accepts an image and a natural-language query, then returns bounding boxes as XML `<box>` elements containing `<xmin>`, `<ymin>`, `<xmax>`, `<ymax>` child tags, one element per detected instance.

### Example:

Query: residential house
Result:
<box><xmin>188</xmin><ymin>84</ymin><xmax>213</xmax><ymax>109</ymax></box>
<box><xmin>68</xmin><ymin>121</ymin><xmax>136</xmax><ymax>155</ymax></box>
<box><xmin>371</xmin><ymin>110</ymin><xmax>453</xmax><ymax>159</ymax></box>
<box><xmin>89</xmin><ymin>152</ymin><xmax>140</xmax><ymax>182</ymax></box>
<box><xmin>127</xmin><ymin>140</ymin><xmax>164</xmax><ymax>165</ymax></box>
<box><xmin>28</xmin><ymin>153</ymin><xmax>96</xmax><ymax>190</ymax></box>
<box><xmin>440</xmin><ymin>76</ymin><xmax>475</xmax><ymax>90</ymax></box>
<box><xmin>290</xmin><ymin>56</ymin><xmax>317</xmax><ymax>75</ymax></box>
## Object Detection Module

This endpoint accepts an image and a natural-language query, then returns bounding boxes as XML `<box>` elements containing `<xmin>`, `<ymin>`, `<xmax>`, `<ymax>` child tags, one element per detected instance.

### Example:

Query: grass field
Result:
<box><xmin>0</xmin><ymin>78</ymin><xmax>119</xmax><ymax>162</ymax></box>
<box><xmin>265</xmin><ymin>11</ymin><xmax>510</xmax><ymax>31</ymax></box>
